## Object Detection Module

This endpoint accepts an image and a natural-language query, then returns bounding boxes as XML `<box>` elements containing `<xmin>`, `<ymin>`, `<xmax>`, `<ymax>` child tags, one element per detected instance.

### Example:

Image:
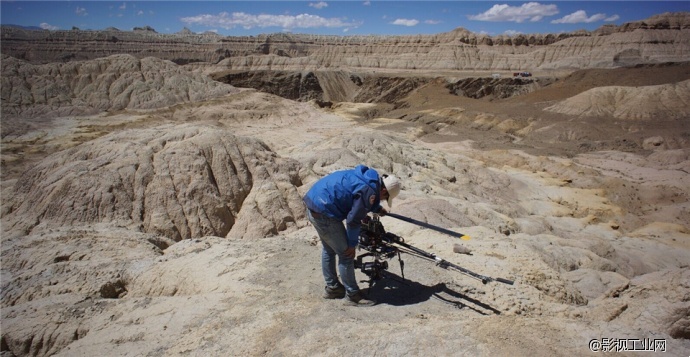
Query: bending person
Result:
<box><xmin>304</xmin><ymin>165</ymin><xmax>401</xmax><ymax>307</ymax></box>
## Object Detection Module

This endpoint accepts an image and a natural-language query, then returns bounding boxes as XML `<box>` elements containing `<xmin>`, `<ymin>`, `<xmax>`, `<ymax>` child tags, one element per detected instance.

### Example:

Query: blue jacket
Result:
<box><xmin>304</xmin><ymin>165</ymin><xmax>383</xmax><ymax>247</ymax></box>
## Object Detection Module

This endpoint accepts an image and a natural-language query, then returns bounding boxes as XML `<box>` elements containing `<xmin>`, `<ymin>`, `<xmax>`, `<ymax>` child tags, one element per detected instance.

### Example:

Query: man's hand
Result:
<box><xmin>344</xmin><ymin>246</ymin><xmax>356</xmax><ymax>259</ymax></box>
<box><xmin>378</xmin><ymin>207</ymin><xmax>388</xmax><ymax>216</ymax></box>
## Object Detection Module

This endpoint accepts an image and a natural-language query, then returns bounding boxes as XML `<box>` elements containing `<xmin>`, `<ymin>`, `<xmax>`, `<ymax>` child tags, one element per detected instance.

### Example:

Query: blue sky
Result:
<box><xmin>1</xmin><ymin>1</ymin><xmax>688</xmax><ymax>36</ymax></box>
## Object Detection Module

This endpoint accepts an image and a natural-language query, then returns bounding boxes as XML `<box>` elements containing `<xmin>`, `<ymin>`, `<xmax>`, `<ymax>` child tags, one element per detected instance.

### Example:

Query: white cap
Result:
<box><xmin>382</xmin><ymin>175</ymin><xmax>401</xmax><ymax>208</ymax></box>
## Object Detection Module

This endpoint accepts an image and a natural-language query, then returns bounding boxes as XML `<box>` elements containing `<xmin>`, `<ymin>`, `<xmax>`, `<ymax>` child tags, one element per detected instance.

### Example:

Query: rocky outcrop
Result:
<box><xmin>351</xmin><ymin>76</ymin><xmax>433</xmax><ymax>103</ymax></box>
<box><xmin>210</xmin><ymin>70</ymin><xmax>436</xmax><ymax>103</ymax></box>
<box><xmin>446</xmin><ymin>77</ymin><xmax>556</xmax><ymax>99</ymax></box>
<box><xmin>598</xmin><ymin>12</ymin><xmax>690</xmax><ymax>33</ymax></box>
<box><xmin>2</xmin><ymin>12</ymin><xmax>689</xmax><ymax>70</ymax></box>
<box><xmin>1</xmin><ymin>124</ymin><xmax>306</xmax><ymax>240</ymax></box>
<box><xmin>211</xmin><ymin>70</ymin><xmax>324</xmax><ymax>102</ymax></box>
<box><xmin>0</xmin><ymin>54</ymin><xmax>237</xmax><ymax>119</ymax></box>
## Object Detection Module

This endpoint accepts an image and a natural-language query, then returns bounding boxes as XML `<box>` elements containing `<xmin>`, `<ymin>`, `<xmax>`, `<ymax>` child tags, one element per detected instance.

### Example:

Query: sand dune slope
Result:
<box><xmin>545</xmin><ymin>79</ymin><xmax>690</xmax><ymax>119</ymax></box>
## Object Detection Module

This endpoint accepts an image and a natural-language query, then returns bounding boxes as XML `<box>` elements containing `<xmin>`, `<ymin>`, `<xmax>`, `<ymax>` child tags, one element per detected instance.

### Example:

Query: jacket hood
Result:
<box><xmin>353</xmin><ymin>164</ymin><xmax>380</xmax><ymax>190</ymax></box>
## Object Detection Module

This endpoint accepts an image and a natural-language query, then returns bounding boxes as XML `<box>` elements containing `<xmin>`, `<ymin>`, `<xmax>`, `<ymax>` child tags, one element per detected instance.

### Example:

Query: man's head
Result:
<box><xmin>381</xmin><ymin>174</ymin><xmax>401</xmax><ymax>208</ymax></box>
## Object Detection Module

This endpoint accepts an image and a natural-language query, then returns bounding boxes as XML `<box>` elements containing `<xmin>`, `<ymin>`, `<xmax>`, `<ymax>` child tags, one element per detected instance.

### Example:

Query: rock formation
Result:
<box><xmin>545</xmin><ymin>79</ymin><xmax>690</xmax><ymax>119</ymax></box>
<box><xmin>0</xmin><ymin>54</ymin><xmax>237</xmax><ymax>119</ymax></box>
<box><xmin>446</xmin><ymin>77</ymin><xmax>555</xmax><ymax>99</ymax></box>
<box><xmin>1</xmin><ymin>124</ymin><xmax>305</xmax><ymax>240</ymax></box>
<box><xmin>2</xmin><ymin>12</ymin><xmax>689</xmax><ymax>70</ymax></box>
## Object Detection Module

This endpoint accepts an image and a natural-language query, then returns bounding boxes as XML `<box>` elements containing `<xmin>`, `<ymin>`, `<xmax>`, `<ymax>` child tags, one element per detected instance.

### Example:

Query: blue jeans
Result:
<box><xmin>306</xmin><ymin>208</ymin><xmax>360</xmax><ymax>295</ymax></box>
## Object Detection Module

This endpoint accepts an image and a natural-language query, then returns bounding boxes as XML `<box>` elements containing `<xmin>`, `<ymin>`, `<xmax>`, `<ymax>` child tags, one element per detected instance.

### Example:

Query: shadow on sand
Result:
<box><xmin>366</xmin><ymin>272</ymin><xmax>502</xmax><ymax>315</ymax></box>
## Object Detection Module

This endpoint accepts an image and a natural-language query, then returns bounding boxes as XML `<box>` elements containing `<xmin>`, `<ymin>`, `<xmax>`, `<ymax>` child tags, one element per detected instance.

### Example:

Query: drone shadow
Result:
<box><xmin>366</xmin><ymin>272</ymin><xmax>502</xmax><ymax>315</ymax></box>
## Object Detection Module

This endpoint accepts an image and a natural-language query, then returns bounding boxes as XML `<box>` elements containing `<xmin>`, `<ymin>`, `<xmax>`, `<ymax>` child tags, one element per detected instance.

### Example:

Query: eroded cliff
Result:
<box><xmin>2</xmin><ymin>12</ymin><xmax>689</xmax><ymax>70</ymax></box>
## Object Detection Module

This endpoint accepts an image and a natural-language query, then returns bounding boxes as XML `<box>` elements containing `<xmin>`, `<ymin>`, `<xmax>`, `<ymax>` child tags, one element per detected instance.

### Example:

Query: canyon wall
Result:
<box><xmin>2</xmin><ymin>12</ymin><xmax>689</xmax><ymax>71</ymax></box>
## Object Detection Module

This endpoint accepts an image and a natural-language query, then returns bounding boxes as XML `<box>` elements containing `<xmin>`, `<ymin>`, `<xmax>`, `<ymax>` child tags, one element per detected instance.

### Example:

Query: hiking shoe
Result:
<box><xmin>343</xmin><ymin>291</ymin><xmax>376</xmax><ymax>307</ymax></box>
<box><xmin>323</xmin><ymin>284</ymin><xmax>346</xmax><ymax>299</ymax></box>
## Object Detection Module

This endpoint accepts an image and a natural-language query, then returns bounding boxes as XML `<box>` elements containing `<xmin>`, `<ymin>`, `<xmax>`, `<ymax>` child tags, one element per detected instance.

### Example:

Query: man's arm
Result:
<box><xmin>345</xmin><ymin>193</ymin><xmax>369</xmax><ymax>248</ymax></box>
<box><xmin>345</xmin><ymin>182</ymin><xmax>380</xmax><ymax>245</ymax></box>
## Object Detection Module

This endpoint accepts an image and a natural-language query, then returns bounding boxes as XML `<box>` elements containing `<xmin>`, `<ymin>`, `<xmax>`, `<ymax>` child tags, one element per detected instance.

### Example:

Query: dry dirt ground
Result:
<box><xmin>1</xmin><ymin>58</ymin><xmax>689</xmax><ymax>356</ymax></box>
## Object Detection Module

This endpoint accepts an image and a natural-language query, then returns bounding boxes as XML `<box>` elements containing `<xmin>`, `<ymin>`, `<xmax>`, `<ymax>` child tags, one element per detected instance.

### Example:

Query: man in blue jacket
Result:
<box><xmin>304</xmin><ymin>165</ymin><xmax>401</xmax><ymax>306</ymax></box>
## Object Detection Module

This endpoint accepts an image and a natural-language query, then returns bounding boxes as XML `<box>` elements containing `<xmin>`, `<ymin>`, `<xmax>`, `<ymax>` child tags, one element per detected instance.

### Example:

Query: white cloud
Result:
<box><xmin>546</xmin><ymin>12</ymin><xmax>620</xmax><ymax>25</ymax></box>
<box><xmin>75</xmin><ymin>7</ymin><xmax>87</xmax><ymax>16</ymax></box>
<box><xmin>309</xmin><ymin>2</ymin><xmax>328</xmax><ymax>9</ymax></box>
<box><xmin>424</xmin><ymin>20</ymin><xmax>442</xmax><ymax>25</ymax></box>
<box><xmin>551</xmin><ymin>10</ymin><xmax>608</xmax><ymax>24</ymax></box>
<box><xmin>119</xmin><ymin>2</ymin><xmax>126</xmax><ymax>10</ymax></box>
<box><xmin>40</xmin><ymin>22</ymin><xmax>59</xmax><ymax>30</ymax></box>
<box><xmin>137</xmin><ymin>10</ymin><xmax>144</xmax><ymax>16</ymax></box>
<box><xmin>469</xmin><ymin>2</ymin><xmax>559</xmax><ymax>23</ymax></box>
<box><xmin>181</xmin><ymin>12</ymin><xmax>361</xmax><ymax>31</ymax></box>
<box><xmin>363</xmin><ymin>1</ymin><xmax>371</xmax><ymax>5</ymax></box>
<box><xmin>391</xmin><ymin>18</ymin><xmax>419</xmax><ymax>27</ymax></box>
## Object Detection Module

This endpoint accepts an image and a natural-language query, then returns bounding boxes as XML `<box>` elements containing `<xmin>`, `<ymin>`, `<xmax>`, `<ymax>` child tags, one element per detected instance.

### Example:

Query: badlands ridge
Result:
<box><xmin>1</xmin><ymin>12</ymin><xmax>689</xmax><ymax>357</ymax></box>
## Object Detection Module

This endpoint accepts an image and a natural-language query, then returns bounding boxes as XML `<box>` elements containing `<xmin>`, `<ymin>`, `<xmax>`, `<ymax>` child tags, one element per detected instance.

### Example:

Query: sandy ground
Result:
<box><xmin>1</xmin><ymin>61</ymin><xmax>689</xmax><ymax>356</ymax></box>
